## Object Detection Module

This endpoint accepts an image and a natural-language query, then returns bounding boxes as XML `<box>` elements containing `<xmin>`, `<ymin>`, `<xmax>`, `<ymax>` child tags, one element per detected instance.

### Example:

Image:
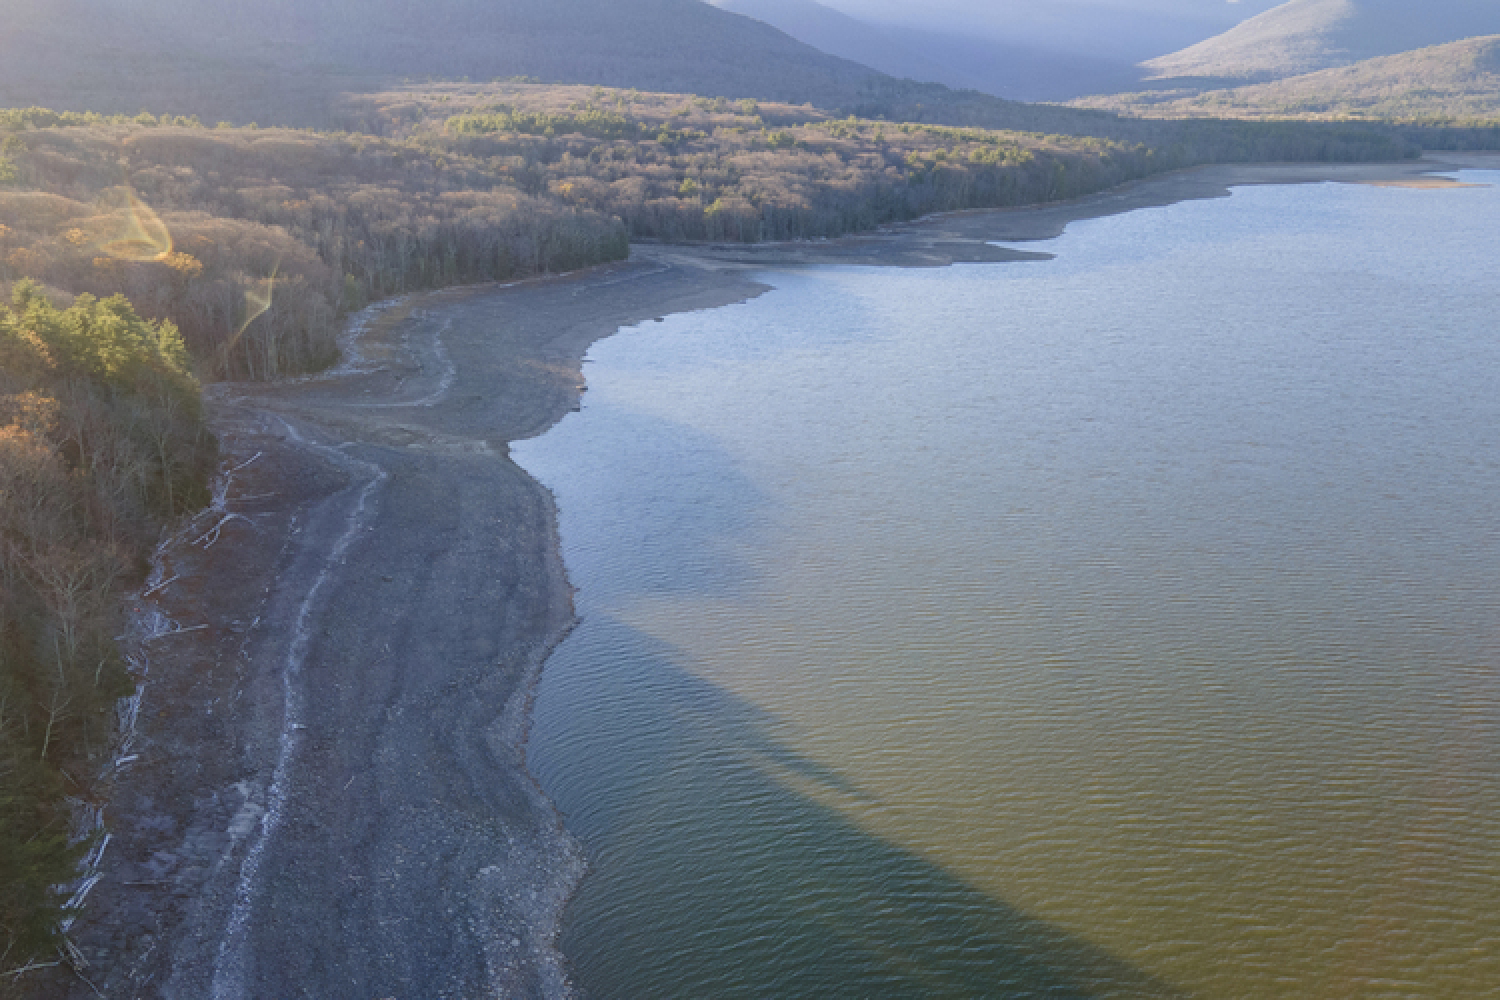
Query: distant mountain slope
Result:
<box><xmin>0</xmin><ymin>0</ymin><xmax>895</xmax><ymax>120</ymax></box>
<box><xmin>824</xmin><ymin>0</ymin><xmax>1285</xmax><ymax>67</ymax></box>
<box><xmin>1142</xmin><ymin>0</ymin><xmax>1500</xmax><ymax>83</ymax></box>
<box><xmin>714</xmin><ymin>0</ymin><xmax>954</xmax><ymax>86</ymax></box>
<box><xmin>713</xmin><ymin>0</ymin><xmax>1148</xmax><ymax>101</ymax></box>
<box><xmin>1083</xmin><ymin>35</ymin><xmax>1500</xmax><ymax>123</ymax></box>
<box><xmin>1</xmin><ymin>0</ymin><xmax>1139</xmax><ymax>134</ymax></box>
<box><xmin>4</xmin><ymin>0</ymin><xmax>1180</xmax><ymax>142</ymax></box>
<box><xmin>1202</xmin><ymin>35</ymin><xmax>1500</xmax><ymax>121</ymax></box>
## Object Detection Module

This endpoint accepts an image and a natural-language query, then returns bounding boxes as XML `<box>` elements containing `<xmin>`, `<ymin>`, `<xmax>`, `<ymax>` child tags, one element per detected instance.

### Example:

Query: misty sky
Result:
<box><xmin>825</xmin><ymin>0</ymin><xmax>1282</xmax><ymax>19</ymax></box>
<box><xmin>812</xmin><ymin>0</ymin><xmax>1285</xmax><ymax>59</ymax></box>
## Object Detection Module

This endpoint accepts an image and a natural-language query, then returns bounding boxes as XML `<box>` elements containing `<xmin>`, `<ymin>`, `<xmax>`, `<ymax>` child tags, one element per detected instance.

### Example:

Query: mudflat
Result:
<box><xmin>42</xmin><ymin>153</ymin><xmax>1494</xmax><ymax>999</ymax></box>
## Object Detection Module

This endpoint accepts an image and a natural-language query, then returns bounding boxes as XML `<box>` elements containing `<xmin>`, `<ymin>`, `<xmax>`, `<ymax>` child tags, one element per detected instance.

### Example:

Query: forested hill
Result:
<box><xmin>1082</xmin><ymin>35</ymin><xmax>1500</xmax><ymax>125</ymax></box>
<box><xmin>3</xmin><ymin>0</ymin><xmax>1141</xmax><ymax>139</ymax></box>
<box><xmin>1141</xmin><ymin>0</ymin><xmax>1500</xmax><ymax>85</ymax></box>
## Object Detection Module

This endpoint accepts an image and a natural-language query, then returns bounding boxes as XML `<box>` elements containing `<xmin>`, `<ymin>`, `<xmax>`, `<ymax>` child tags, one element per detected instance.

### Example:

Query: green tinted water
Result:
<box><xmin>516</xmin><ymin>176</ymin><xmax>1500</xmax><ymax>998</ymax></box>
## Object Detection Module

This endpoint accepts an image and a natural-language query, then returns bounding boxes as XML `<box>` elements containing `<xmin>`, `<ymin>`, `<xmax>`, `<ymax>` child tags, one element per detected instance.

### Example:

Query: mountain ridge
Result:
<box><xmin>714</xmin><ymin>0</ymin><xmax>1147</xmax><ymax>101</ymax></box>
<box><xmin>1082</xmin><ymin>34</ymin><xmax>1500</xmax><ymax>123</ymax></box>
<box><xmin>1142</xmin><ymin>0</ymin><xmax>1500</xmax><ymax>84</ymax></box>
<box><xmin>0</xmin><ymin>0</ymin><xmax>1144</xmax><ymax>137</ymax></box>
<box><xmin>0</xmin><ymin>0</ymin><xmax>901</xmax><ymax>123</ymax></box>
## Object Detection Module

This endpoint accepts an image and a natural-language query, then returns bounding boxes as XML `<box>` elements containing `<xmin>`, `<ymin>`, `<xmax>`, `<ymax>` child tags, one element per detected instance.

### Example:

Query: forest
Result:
<box><xmin>1</xmin><ymin>284</ymin><xmax>213</xmax><ymax>972</ymax></box>
<box><xmin>1</xmin><ymin>83</ymin><xmax>1418</xmax><ymax>380</ymax></box>
<box><xmin>1</xmin><ymin>113</ymin><xmax>629</xmax><ymax>381</ymax></box>
<box><xmin>416</xmin><ymin>84</ymin><xmax>1416</xmax><ymax>242</ymax></box>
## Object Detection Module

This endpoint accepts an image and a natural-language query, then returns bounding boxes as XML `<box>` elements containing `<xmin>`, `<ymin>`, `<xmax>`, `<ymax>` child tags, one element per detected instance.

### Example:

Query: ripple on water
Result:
<box><xmin>518</xmin><ymin>174</ymin><xmax>1500</xmax><ymax>999</ymax></box>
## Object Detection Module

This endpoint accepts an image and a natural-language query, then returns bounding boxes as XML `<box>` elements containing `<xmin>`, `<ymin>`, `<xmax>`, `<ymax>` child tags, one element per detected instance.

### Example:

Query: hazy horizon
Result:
<box><xmin>748</xmin><ymin>0</ymin><xmax>1288</xmax><ymax>63</ymax></box>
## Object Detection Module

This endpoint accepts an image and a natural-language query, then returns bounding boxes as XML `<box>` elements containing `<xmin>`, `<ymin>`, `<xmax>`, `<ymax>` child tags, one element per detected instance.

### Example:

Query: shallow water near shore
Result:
<box><xmin>514</xmin><ymin>173</ymin><xmax>1500</xmax><ymax>998</ymax></box>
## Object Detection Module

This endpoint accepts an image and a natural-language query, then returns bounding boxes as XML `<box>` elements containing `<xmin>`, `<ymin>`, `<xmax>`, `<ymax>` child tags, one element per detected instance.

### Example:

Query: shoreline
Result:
<box><xmin>37</xmin><ymin>152</ymin><xmax>1496</xmax><ymax>999</ymax></box>
<box><xmin>638</xmin><ymin>151</ymin><xmax>1498</xmax><ymax>269</ymax></box>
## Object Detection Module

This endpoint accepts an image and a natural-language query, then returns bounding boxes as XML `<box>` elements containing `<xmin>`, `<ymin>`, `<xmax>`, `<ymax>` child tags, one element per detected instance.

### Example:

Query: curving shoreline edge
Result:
<box><xmin>37</xmin><ymin>153</ymin><xmax>1496</xmax><ymax>999</ymax></box>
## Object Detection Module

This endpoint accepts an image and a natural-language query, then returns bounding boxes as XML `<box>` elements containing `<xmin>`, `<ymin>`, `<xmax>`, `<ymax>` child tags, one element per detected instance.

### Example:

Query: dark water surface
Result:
<box><xmin>514</xmin><ymin>175</ymin><xmax>1500</xmax><ymax>998</ymax></box>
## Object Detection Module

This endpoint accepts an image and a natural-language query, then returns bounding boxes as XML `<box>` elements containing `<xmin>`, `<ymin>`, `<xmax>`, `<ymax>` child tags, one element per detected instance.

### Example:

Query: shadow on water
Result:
<box><xmin>525</xmin><ymin>387</ymin><xmax>1182</xmax><ymax>998</ymax></box>
<box><xmin>535</xmin><ymin>617</ymin><xmax>1182</xmax><ymax>1000</ymax></box>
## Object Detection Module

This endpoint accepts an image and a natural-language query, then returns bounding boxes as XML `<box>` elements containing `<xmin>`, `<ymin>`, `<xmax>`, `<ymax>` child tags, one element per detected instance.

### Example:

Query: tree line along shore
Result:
<box><xmin>0</xmin><ymin>79</ymin><xmax>1457</xmax><ymax>985</ymax></box>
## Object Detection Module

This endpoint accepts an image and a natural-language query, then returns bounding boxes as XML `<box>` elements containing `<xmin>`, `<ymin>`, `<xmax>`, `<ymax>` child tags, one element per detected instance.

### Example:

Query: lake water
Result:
<box><xmin>513</xmin><ymin>174</ymin><xmax>1500</xmax><ymax>998</ymax></box>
